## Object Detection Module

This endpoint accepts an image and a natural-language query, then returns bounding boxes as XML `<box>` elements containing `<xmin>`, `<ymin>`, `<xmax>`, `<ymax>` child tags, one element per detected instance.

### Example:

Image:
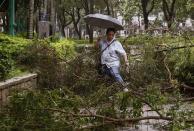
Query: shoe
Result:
<box><xmin>123</xmin><ymin>88</ymin><xmax>129</xmax><ymax>92</ymax></box>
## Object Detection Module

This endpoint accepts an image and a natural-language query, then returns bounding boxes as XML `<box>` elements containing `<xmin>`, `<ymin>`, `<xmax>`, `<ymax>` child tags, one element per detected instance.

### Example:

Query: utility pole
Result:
<box><xmin>8</xmin><ymin>0</ymin><xmax>15</xmax><ymax>35</ymax></box>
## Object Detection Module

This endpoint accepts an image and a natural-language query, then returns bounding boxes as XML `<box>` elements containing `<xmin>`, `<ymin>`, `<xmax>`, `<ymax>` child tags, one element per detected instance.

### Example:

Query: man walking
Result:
<box><xmin>96</xmin><ymin>28</ymin><xmax>129</xmax><ymax>91</ymax></box>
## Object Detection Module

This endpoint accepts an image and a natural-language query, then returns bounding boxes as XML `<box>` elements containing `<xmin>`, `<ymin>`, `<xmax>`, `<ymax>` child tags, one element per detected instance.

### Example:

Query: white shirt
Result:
<box><xmin>99</xmin><ymin>39</ymin><xmax>126</xmax><ymax>68</ymax></box>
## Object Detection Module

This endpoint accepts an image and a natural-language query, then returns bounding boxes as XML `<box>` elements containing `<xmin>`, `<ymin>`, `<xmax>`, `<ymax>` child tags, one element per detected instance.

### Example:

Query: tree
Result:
<box><xmin>103</xmin><ymin>0</ymin><xmax>111</xmax><ymax>15</ymax></box>
<box><xmin>162</xmin><ymin>0</ymin><xmax>176</xmax><ymax>29</ymax></box>
<box><xmin>65</xmin><ymin>7</ymin><xmax>82</xmax><ymax>39</ymax></box>
<box><xmin>27</xmin><ymin>0</ymin><xmax>34</xmax><ymax>39</ymax></box>
<box><xmin>122</xmin><ymin>0</ymin><xmax>141</xmax><ymax>21</ymax></box>
<box><xmin>122</xmin><ymin>0</ymin><xmax>157</xmax><ymax>30</ymax></box>
<box><xmin>50</xmin><ymin>0</ymin><xmax>56</xmax><ymax>35</ymax></box>
<box><xmin>56</xmin><ymin>0</ymin><xmax>72</xmax><ymax>37</ymax></box>
<box><xmin>81</xmin><ymin>0</ymin><xmax>94</xmax><ymax>43</ymax></box>
<box><xmin>140</xmin><ymin>0</ymin><xmax>156</xmax><ymax>30</ymax></box>
<box><xmin>56</xmin><ymin>0</ymin><xmax>82</xmax><ymax>39</ymax></box>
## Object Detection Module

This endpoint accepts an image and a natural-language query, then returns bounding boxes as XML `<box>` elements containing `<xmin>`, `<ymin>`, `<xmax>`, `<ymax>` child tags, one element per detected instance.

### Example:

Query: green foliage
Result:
<box><xmin>125</xmin><ymin>35</ymin><xmax>194</xmax><ymax>86</ymax></box>
<box><xmin>0</xmin><ymin>33</ymin><xmax>76</xmax><ymax>83</ymax></box>
<box><xmin>0</xmin><ymin>33</ymin><xmax>31</xmax><ymax>57</ymax></box>
<box><xmin>123</xmin><ymin>35</ymin><xmax>190</xmax><ymax>46</ymax></box>
<box><xmin>0</xmin><ymin>50</ymin><xmax>14</xmax><ymax>80</ymax></box>
<box><xmin>51</xmin><ymin>39</ymin><xmax>76</xmax><ymax>59</ymax></box>
<box><xmin>0</xmin><ymin>34</ymin><xmax>30</xmax><ymax>80</ymax></box>
<box><xmin>0</xmin><ymin>88</ymin><xmax>82</xmax><ymax>130</ymax></box>
<box><xmin>19</xmin><ymin>40</ymin><xmax>63</xmax><ymax>88</ymax></box>
<box><xmin>172</xmin><ymin>47</ymin><xmax>194</xmax><ymax>85</ymax></box>
<box><xmin>1</xmin><ymin>34</ymin><xmax>194</xmax><ymax>130</ymax></box>
<box><xmin>72</xmin><ymin>39</ymin><xmax>90</xmax><ymax>45</ymax></box>
<box><xmin>19</xmin><ymin>38</ymin><xmax>76</xmax><ymax>88</ymax></box>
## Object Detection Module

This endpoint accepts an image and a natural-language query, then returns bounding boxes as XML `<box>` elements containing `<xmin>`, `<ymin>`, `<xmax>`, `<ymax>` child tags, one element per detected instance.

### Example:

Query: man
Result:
<box><xmin>96</xmin><ymin>28</ymin><xmax>129</xmax><ymax>91</ymax></box>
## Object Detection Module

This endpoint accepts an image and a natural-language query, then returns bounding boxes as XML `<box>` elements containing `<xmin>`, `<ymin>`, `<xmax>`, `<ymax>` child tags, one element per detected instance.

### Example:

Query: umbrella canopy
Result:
<box><xmin>84</xmin><ymin>13</ymin><xmax>124</xmax><ymax>30</ymax></box>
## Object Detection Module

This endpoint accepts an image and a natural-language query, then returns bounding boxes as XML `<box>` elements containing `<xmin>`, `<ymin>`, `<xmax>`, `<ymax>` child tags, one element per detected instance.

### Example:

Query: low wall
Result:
<box><xmin>0</xmin><ymin>73</ymin><xmax>37</xmax><ymax>105</ymax></box>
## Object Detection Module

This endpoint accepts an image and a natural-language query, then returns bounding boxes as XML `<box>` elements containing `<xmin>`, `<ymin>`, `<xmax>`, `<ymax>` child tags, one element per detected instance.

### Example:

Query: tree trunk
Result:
<box><xmin>141</xmin><ymin>0</ymin><xmax>149</xmax><ymax>30</ymax></box>
<box><xmin>50</xmin><ymin>0</ymin><xmax>56</xmax><ymax>35</ymax></box>
<box><xmin>141</xmin><ymin>0</ymin><xmax>155</xmax><ymax>30</ymax></box>
<box><xmin>73</xmin><ymin>20</ymin><xmax>81</xmax><ymax>39</ymax></box>
<box><xmin>82</xmin><ymin>0</ymin><xmax>94</xmax><ymax>43</ymax></box>
<box><xmin>89</xmin><ymin>0</ymin><xmax>94</xmax><ymax>43</ymax></box>
<box><xmin>27</xmin><ymin>0</ymin><xmax>34</xmax><ymax>39</ymax></box>
<box><xmin>104</xmin><ymin>0</ymin><xmax>111</xmax><ymax>15</ymax></box>
<box><xmin>143</xmin><ymin>13</ymin><xmax>149</xmax><ymax>30</ymax></box>
<box><xmin>162</xmin><ymin>0</ymin><xmax>176</xmax><ymax>29</ymax></box>
<box><xmin>61</xmin><ymin>24</ymin><xmax>66</xmax><ymax>37</ymax></box>
<box><xmin>110</xmin><ymin>2</ymin><xmax>114</xmax><ymax>17</ymax></box>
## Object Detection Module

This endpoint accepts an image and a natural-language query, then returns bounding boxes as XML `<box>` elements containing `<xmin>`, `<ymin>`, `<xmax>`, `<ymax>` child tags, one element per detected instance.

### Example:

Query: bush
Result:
<box><xmin>2</xmin><ymin>34</ymin><xmax>194</xmax><ymax>130</ymax></box>
<box><xmin>172</xmin><ymin>47</ymin><xmax>194</xmax><ymax>86</ymax></box>
<box><xmin>0</xmin><ymin>33</ymin><xmax>76</xmax><ymax>81</ymax></box>
<box><xmin>51</xmin><ymin>39</ymin><xmax>76</xmax><ymax>59</ymax></box>
<box><xmin>0</xmin><ymin>34</ymin><xmax>30</xmax><ymax>80</ymax></box>
<box><xmin>0</xmin><ymin>51</ymin><xmax>14</xmax><ymax>80</ymax></box>
<box><xmin>0</xmin><ymin>33</ymin><xmax>31</xmax><ymax>58</ymax></box>
<box><xmin>19</xmin><ymin>39</ymin><xmax>76</xmax><ymax>88</ymax></box>
<box><xmin>19</xmin><ymin>40</ymin><xmax>62</xmax><ymax>88</ymax></box>
<box><xmin>72</xmin><ymin>39</ymin><xmax>90</xmax><ymax>45</ymax></box>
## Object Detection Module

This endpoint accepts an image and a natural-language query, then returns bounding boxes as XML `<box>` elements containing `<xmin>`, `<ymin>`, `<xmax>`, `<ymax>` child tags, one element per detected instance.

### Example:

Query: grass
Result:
<box><xmin>6</xmin><ymin>67</ymin><xmax>30</xmax><ymax>80</ymax></box>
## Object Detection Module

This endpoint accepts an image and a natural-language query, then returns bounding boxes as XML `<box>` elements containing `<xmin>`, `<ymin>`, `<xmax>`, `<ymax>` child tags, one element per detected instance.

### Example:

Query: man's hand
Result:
<box><xmin>97</xmin><ymin>37</ymin><xmax>101</xmax><ymax>42</ymax></box>
<box><xmin>125</xmin><ymin>62</ymin><xmax>130</xmax><ymax>73</ymax></box>
<box><xmin>123</xmin><ymin>53</ymin><xmax>129</xmax><ymax>73</ymax></box>
<box><xmin>95</xmin><ymin>36</ymin><xmax>102</xmax><ymax>48</ymax></box>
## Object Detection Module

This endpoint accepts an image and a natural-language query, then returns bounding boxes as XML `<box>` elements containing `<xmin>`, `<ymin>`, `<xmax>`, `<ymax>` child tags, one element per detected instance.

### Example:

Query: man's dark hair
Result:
<box><xmin>106</xmin><ymin>28</ymin><xmax>116</xmax><ymax>35</ymax></box>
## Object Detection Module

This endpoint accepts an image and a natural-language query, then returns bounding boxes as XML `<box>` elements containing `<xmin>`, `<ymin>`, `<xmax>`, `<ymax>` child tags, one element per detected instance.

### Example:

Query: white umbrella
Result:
<box><xmin>84</xmin><ymin>13</ymin><xmax>124</xmax><ymax>30</ymax></box>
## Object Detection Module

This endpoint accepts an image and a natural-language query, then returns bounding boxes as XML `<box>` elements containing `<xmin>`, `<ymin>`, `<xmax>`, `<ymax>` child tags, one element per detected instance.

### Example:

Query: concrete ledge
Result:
<box><xmin>0</xmin><ymin>73</ymin><xmax>38</xmax><ymax>104</ymax></box>
<box><xmin>0</xmin><ymin>73</ymin><xmax>37</xmax><ymax>90</ymax></box>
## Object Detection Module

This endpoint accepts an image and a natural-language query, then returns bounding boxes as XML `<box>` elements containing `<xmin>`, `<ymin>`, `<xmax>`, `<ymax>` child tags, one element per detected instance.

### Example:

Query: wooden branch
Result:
<box><xmin>181</xmin><ymin>97</ymin><xmax>194</xmax><ymax>102</ymax></box>
<box><xmin>127</xmin><ymin>90</ymin><xmax>164</xmax><ymax>118</ymax></box>
<box><xmin>75</xmin><ymin>8</ymin><xmax>81</xmax><ymax>25</ymax></box>
<box><xmin>64</xmin><ymin>20</ymin><xmax>73</xmax><ymax>27</ymax></box>
<box><xmin>163</xmin><ymin>53</ymin><xmax>172</xmax><ymax>83</ymax></box>
<box><xmin>181</xmin><ymin>83</ymin><xmax>194</xmax><ymax>90</ymax></box>
<box><xmin>157</xmin><ymin>44</ymin><xmax>194</xmax><ymax>52</ymax></box>
<box><xmin>32</xmin><ymin>107</ymin><xmax>194</xmax><ymax>124</ymax></box>
<box><xmin>76</xmin><ymin>121</ymin><xmax>114</xmax><ymax>130</ymax></box>
<box><xmin>129</xmin><ymin>43</ymin><xmax>194</xmax><ymax>58</ymax></box>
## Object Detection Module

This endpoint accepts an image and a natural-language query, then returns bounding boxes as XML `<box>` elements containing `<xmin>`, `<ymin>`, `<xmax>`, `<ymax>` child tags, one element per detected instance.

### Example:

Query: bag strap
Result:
<box><xmin>100</xmin><ymin>39</ymin><xmax>116</xmax><ymax>55</ymax></box>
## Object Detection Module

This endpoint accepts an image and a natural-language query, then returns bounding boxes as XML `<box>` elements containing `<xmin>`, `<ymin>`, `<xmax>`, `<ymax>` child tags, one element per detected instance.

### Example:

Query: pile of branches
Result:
<box><xmin>1</xmin><ymin>35</ymin><xmax>194</xmax><ymax>130</ymax></box>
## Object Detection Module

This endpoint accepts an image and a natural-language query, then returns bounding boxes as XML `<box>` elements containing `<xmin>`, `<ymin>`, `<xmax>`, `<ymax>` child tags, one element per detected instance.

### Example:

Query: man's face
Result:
<box><xmin>107</xmin><ymin>31</ymin><xmax>115</xmax><ymax>41</ymax></box>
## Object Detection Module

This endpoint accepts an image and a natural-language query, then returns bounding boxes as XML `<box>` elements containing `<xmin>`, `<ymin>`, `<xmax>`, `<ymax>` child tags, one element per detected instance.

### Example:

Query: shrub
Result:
<box><xmin>19</xmin><ymin>39</ymin><xmax>76</xmax><ymax>88</ymax></box>
<box><xmin>0</xmin><ymin>34</ymin><xmax>30</xmax><ymax>80</ymax></box>
<box><xmin>0</xmin><ymin>33</ymin><xmax>31</xmax><ymax>58</ymax></box>
<box><xmin>0</xmin><ymin>50</ymin><xmax>14</xmax><ymax>80</ymax></box>
<box><xmin>51</xmin><ymin>39</ymin><xmax>76</xmax><ymax>59</ymax></box>
<box><xmin>19</xmin><ymin>40</ymin><xmax>62</xmax><ymax>88</ymax></box>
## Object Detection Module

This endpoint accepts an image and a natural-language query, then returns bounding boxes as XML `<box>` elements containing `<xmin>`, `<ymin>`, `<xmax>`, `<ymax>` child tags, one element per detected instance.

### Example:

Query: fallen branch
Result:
<box><xmin>157</xmin><ymin>44</ymin><xmax>194</xmax><ymax>52</ymax></box>
<box><xmin>33</xmin><ymin>108</ymin><xmax>172</xmax><ymax>122</ymax></box>
<box><xmin>163</xmin><ymin>52</ymin><xmax>172</xmax><ymax>83</ymax></box>
<box><xmin>31</xmin><ymin>107</ymin><xmax>194</xmax><ymax>124</ymax></box>
<box><xmin>181</xmin><ymin>83</ymin><xmax>194</xmax><ymax>90</ymax></box>
<box><xmin>129</xmin><ymin>91</ymin><xmax>164</xmax><ymax>118</ymax></box>
<box><xmin>181</xmin><ymin>97</ymin><xmax>194</xmax><ymax>102</ymax></box>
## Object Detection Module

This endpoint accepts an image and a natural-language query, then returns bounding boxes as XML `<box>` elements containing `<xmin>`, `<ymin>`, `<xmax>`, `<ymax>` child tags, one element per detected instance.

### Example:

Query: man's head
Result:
<box><xmin>106</xmin><ymin>28</ymin><xmax>116</xmax><ymax>41</ymax></box>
